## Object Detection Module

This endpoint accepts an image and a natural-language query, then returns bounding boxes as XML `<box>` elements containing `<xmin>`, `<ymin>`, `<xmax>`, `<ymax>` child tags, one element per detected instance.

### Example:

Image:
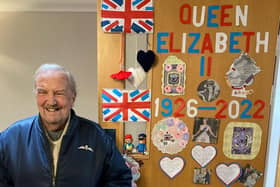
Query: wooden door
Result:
<box><xmin>97</xmin><ymin>0</ymin><xmax>280</xmax><ymax>186</ymax></box>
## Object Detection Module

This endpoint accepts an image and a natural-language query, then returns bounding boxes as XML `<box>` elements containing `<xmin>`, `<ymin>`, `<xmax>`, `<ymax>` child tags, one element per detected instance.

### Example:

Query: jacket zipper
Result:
<box><xmin>52</xmin><ymin>175</ymin><xmax>55</xmax><ymax>187</ymax></box>
<box><xmin>44</xmin><ymin>136</ymin><xmax>56</xmax><ymax>187</ymax></box>
<box><xmin>51</xmin><ymin>152</ymin><xmax>56</xmax><ymax>187</ymax></box>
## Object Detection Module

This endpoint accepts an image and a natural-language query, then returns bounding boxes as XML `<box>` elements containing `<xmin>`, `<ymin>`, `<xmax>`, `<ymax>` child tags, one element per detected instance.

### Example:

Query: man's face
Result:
<box><xmin>35</xmin><ymin>70</ymin><xmax>75</xmax><ymax>130</ymax></box>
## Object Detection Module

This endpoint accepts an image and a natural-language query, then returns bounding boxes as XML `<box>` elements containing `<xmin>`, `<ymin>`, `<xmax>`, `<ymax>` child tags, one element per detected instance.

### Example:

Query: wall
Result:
<box><xmin>264</xmin><ymin>31</ymin><xmax>280</xmax><ymax>186</ymax></box>
<box><xmin>277</xmin><ymin>149</ymin><xmax>280</xmax><ymax>187</ymax></box>
<box><xmin>0</xmin><ymin>12</ymin><xmax>98</xmax><ymax>131</ymax></box>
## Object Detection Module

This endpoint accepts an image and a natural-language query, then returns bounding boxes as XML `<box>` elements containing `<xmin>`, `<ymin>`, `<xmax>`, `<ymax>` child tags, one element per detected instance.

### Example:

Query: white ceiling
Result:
<box><xmin>0</xmin><ymin>0</ymin><xmax>97</xmax><ymax>12</ymax></box>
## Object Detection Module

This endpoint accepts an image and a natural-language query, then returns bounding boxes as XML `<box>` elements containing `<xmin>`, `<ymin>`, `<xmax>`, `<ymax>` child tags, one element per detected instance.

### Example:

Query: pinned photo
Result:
<box><xmin>225</xmin><ymin>53</ymin><xmax>261</xmax><ymax>98</ymax></box>
<box><xmin>162</xmin><ymin>56</ymin><xmax>186</xmax><ymax>96</ymax></box>
<box><xmin>231</xmin><ymin>127</ymin><xmax>253</xmax><ymax>155</ymax></box>
<box><xmin>197</xmin><ymin>79</ymin><xmax>220</xmax><ymax>102</ymax></box>
<box><xmin>239</xmin><ymin>164</ymin><xmax>263</xmax><ymax>187</ymax></box>
<box><xmin>223</xmin><ymin>122</ymin><xmax>262</xmax><ymax>160</ymax></box>
<box><xmin>192</xmin><ymin>117</ymin><xmax>220</xmax><ymax>144</ymax></box>
<box><xmin>193</xmin><ymin>168</ymin><xmax>211</xmax><ymax>184</ymax></box>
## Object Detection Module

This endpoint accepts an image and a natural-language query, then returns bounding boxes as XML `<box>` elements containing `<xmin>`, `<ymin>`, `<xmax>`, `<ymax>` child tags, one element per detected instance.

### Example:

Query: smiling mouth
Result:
<box><xmin>45</xmin><ymin>106</ymin><xmax>60</xmax><ymax>112</ymax></box>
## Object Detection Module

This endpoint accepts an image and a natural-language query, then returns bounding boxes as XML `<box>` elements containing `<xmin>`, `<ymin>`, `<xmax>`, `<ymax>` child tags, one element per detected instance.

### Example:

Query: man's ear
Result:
<box><xmin>72</xmin><ymin>96</ymin><xmax>76</xmax><ymax>103</ymax></box>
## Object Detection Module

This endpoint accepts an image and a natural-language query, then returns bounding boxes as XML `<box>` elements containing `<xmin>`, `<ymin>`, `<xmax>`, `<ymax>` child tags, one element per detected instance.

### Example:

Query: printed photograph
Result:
<box><xmin>231</xmin><ymin>127</ymin><xmax>253</xmax><ymax>155</ymax></box>
<box><xmin>197</xmin><ymin>79</ymin><xmax>220</xmax><ymax>102</ymax></box>
<box><xmin>239</xmin><ymin>164</ymin><xmax>263</xmax><ymax>187</ymax></box>
<box><xmin>193</xmin><ymin>168</ymin><xmax>211</xmax><ymax>184</ymax></box>
<box><xmin>192</xmin><ymin>117</ymin><xmax>220</xmax><ymax>144</ymax></box>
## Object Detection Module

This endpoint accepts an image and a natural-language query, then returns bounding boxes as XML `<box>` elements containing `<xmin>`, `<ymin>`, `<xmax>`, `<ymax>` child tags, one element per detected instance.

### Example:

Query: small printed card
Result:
<box><xmin>162</xmin><ymin>56</ymin><xmax>186</xmax><ymax>96</ymax></box>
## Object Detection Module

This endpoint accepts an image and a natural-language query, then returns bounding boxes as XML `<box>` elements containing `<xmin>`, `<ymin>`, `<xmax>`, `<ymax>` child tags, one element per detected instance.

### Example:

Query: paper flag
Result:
<box><xmin>101</xmin><ymin>0</ymin><xmax>154</xmax><ymax>33</ymax></box>
<box><xmin>102</xmin><ymin>89</ymin><xmax>151</xmax><ymax>122</ymax></box>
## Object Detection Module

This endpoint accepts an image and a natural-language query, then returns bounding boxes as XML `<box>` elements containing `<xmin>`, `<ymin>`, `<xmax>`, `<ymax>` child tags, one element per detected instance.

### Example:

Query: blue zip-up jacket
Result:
<box><xmin>0</xmin><ymin>110</ymin><xmax>132</xmax><ymax>187</ymax></box>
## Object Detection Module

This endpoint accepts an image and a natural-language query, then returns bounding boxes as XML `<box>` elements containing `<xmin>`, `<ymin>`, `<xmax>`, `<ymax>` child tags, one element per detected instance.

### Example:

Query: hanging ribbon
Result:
<box><xmin>110</xmin><ymin>33</ymin><xmax>132</xmax><ymax>80</ymax></box>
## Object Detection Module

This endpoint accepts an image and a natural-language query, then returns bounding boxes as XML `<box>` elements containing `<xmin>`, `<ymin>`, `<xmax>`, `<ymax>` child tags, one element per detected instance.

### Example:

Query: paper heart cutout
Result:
<box><xmin>127</xmin><ymin>67</ymin><xmax>146</xmax><ymax>88</ymax></box>
<box><xmin>137</xmin><ymin>50</ymin><xmax>155</xmax><ymax>72</ymax></box>
<box><xmin>159</xmin><ymin>156</ymin><xmax>185</xmax><ymax>179</ymax></box>
<box><xmin>216</xmin><ymin>163</ymin><xmax>242</xmax><ymax>186</ymax></box>
<box><xmin>191</xmin><ymin>145</ymin><xmax>216</xmax><ymax>167</ymax></box>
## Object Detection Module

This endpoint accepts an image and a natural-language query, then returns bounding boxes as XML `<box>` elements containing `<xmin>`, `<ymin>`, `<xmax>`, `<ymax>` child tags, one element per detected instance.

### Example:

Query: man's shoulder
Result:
<box><xmin>73</xmin><ymin>115</ymin><xmax>109</xmax><ymax>139</ymax></box>
<box><xmin>1</xmin><ymin>115</ymin><xmax>37</xmax><ymax>136</ymax></box>
<box><xmin>75</xmin><ymin>116</ymin><xmax>104</xmax><ymax>133</ymax></box>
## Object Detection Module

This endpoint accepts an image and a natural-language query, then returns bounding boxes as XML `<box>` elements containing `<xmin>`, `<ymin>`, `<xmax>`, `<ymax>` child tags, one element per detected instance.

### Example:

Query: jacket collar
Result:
<box><xmin>35</xmin><ymin>109</ymin><xmax>79</xmax><ymax>137</ymax></box>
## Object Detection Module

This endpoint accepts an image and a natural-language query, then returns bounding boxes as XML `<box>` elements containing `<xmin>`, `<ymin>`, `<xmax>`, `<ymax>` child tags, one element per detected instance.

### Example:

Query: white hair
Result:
<box><xmin>33</xmin><ymin>64</ymin><xmax>77</xmax><ymax>97</ymax></box>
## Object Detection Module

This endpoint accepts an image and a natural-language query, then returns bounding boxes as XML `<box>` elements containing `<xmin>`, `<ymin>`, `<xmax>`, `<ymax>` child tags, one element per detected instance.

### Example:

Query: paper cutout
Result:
<box><xmin>225</xmin><ymin>53</ymin><xmax>261</xmax><ymax>98</ymax></box>
<box><xmin>101</xmin><ymin>0</ymin><xmax>154</xmax><ymax>33</ymax></box>
<box><xmin>102</xmin><ymin>89</ymin><xmax>151</xmax><ymax>122</ymax></box>
<box><xmin>162</xmin><ymin>56</ymin><xmax>186</xmax><ymax>96</ymax></box>
<box><xmin>159</xmin><ymin>156</ymin><xmax>185</xmax><ymax>179</ymax></box>
<box><xmin>152</xmin><ymin>117</ymin><xmax>189</xmax><ymax>154</ymax></box>
<box><xmin>193</xmin><ymin>168</ymin><xmax>212</xmax><ymax>184</ymax></box>
<box><xmin>191</xmin><ymin>145</ymin><xmax>216</xmax><ymax>168</ymax></box>
<box><xmin>137</xmin><ymin>50</ymin><xmax>156</xmax><ymax>72</ymax></box>
<box><xmin>123</xmin><ymin>154</ymin><xmax>141</xmax><ymax>185</ymax></box>
<box><xmin>232</xmin><ymin>127</ymin><xmax>253</xmax><ymax>155</ymax></box>
<box><xmin>216</xmin><ymin>163</ymin><xmax>242</xmax><ymax>187</ymax></box>
<box><xmin>239</xmin><ymin>164</ymin><xmax>263</xmax><ymax>187</ymax></box>
<box><xmin>127</xmin><ymin>67</ymin><xmax>146</xmax><ymax>88</ymax></box>
<box><xmin>110</xmin><ymin>70</ymin><xmax>132</xmax><ymax>80</ymax></box>
<box><xmin>192</xmin><ymin>117</ymin><xmax>220</xmax><ymax>144</ymax></box>
<box><xmin>197</xmin><ymin>79</ymin><xmax>220</xmax><ymax>102</ymax></box>
<box><xmin>223</xmin><ymin>122</ymin><xmax>262</xmax><ymax>160</ymax></box>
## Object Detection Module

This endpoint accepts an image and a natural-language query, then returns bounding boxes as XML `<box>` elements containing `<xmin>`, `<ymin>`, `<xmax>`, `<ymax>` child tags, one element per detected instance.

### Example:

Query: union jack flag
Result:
<box><xmin>101</xmin><ymin>0</ymin><xmax>154</xmax><ymax>33</ymax></box>
<box><xmin>102</xmin><ymin>89</ymin><xmax>151</xmax><ymax>122</ymax></box>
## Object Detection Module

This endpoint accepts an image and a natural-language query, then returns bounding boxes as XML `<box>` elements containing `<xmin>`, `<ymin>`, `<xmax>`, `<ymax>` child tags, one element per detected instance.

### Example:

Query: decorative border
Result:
<box><xmin>223</xmin><ymin>122</ymin><xmax>262</xmax><ymax>160</ymax></box>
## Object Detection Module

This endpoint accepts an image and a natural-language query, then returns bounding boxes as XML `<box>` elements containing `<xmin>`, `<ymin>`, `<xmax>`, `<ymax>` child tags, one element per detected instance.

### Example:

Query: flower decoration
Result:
<box><xmin>164</xmin><ymin>85</ymin><xmax>172</xmax><ymax>93</ymax></box>
<box><xmin>176</xmin><ymin>85</ymin><xmax>183</xmax><ymax>93</ymax></box>
<box><xmin>162</xmin><ymin>56</ymin><xmax>186</xmax><ymax>96</ymax></box>
<box><xmin>152</xmin><ymin>117</ymin><xmax>189</xmax><ymax>154</ymax></box>
<box><xmin>165</xmin><ymin>64</ymin><xmax>172</xmax><ymax>72</ymax></box>
<box><xmin>176</xmin><ymin>64</ymin><xmax>184</xmax><ymax>72</ymax></box>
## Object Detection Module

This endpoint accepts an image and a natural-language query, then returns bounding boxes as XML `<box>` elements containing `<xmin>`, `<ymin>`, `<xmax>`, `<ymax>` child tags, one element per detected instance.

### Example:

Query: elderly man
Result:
<box><xmin>0</xmin><ymin>64</ymin><xmax>132</xmax><ymax>187</ymax></box>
